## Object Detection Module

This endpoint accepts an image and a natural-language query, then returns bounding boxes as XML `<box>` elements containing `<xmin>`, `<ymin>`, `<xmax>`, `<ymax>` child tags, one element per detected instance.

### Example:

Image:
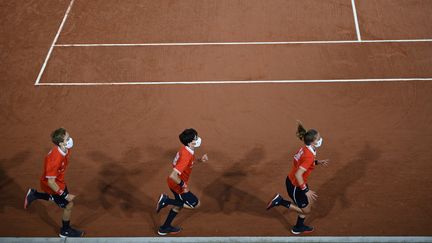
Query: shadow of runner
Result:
<box><xmin>177</xmin><ymin>147</ymin><xmax>293</xmax><ymax>230</ymax></box>
<box><xmin>308</xmin><ymin>144</ymin><xmax>381</xmax><ymax>224</ymax></box>
<box><xmin>77</xmin><ymin>147</ymin><xmax>169</xmax><ymax>232</ymax></box>
<box><xmin>0</xmin><ymin>151</ymin><xmax>58</xmax><ymax>232</ymax></box>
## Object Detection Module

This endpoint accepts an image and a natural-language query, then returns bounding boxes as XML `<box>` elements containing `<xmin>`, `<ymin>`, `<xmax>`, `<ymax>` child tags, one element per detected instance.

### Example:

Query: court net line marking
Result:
<box><xmin>36</xmin><ymin>78</ymin><xmax>432</xmax><ymax>86</ymax></box>
<box><xmin>351</xmin><ymin>0</ymin><xmax>362</xmax><ymax>41</ymax></box>
<box><xmin>53</xmin><ymin>38</ymin><xmax>432</xmax><ymax>47</ymax></box>
<box><xmin>34</xmin><ymin>0</ymin><xmax>75</xmax><ymax>85</ymax></box>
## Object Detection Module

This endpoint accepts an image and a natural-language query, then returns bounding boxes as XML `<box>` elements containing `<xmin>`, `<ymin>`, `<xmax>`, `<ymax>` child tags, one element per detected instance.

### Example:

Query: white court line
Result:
<box><xmin>35</xmin><ymin>78</ymin><xmax>432</xmax><ymax>86</ymax></box>
<box><xmin>2</xmin><ymin>237</ymin><xmax>432</xmax><ymax>243</ymax></box>
<box><xmin>53</xmin><ymin>38</ymin><xmax>432</xmax><ymax>47</ymax></box>
<box><xmin>351</xmin><ymin>0</ymin><xmax>362</xmax><ymax>41</ymax></box>
<box><xmin>2</xmin><ymin>236</ymin><xmax>432</xmax><ymax>243</ymax></box>
<box><xmin>34</xmin><ymin>0</ymin><xmax>75</xmax><ymax>85</ymax></box>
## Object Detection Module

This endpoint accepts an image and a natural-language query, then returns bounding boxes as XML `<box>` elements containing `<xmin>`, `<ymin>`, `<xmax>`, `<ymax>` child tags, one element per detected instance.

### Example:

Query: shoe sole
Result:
<box><xmin>157</xmin><ymin>229</ymin><xmax>182</xmax><ymax>236</ymax></box>
<box><xmin>59</xmin><ymin>232</ymin><xmax>85</xmax><ymax>238</ymax></box>
<box><xmin>291</xmin><ymin>228</ymin><xmax>314</xmax><ymax>235</ymax></box>
<box><xmin>266</xmin><ymin>194</ymin><xmax>280</xmax><ymax>210</ymax></box>
<box><xmin>156</xmin><ymin>194</ymin><xmax>165</xmax><ymax>213</ymax></box>
<box><xmin>24</xmin><ymin>189</ymin><xmax>32</xmax><ymax>210</ymax></box>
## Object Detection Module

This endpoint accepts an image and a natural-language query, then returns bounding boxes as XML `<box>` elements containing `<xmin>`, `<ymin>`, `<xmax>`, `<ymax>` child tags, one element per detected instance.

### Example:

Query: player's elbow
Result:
<box><xmin>169</xmin><ymin>171</ymin><xmax>178</xmax><ymax>180</ymax></box>
<box><xmin>295</xmin><ymin>168</ymin><xmax>304</xmax><ymax>175</ymax></box>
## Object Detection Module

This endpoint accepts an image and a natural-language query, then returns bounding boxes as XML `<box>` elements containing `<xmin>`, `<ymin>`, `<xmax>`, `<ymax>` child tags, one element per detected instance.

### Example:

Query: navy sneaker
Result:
<box><xmin>156</xmin><ymin>194</ymin><xmax>168</xmax><ymax>213</ymax></box>
<box><xmin>157</xmin><ymin>225</ymin><xmax>182</xmax><ymax>236</ymax></box>
<box><xmin>24</xmin><ymin>189</ymin><xmax>37</xmax><ymax>209</ymax></box>
<box><xmin>291</xmin><ymin>225</ymin><xmax>314</xmax><ymax>235</ymax></box>
<box><xmin>59</xmin><ymin>227</ymin><xmax>84</xmax><ymax>238</ymax></box>
<box><xmin>266</xmin><ymin>193</ymin><xmax>282</xmax><ymax>210</ymax></box>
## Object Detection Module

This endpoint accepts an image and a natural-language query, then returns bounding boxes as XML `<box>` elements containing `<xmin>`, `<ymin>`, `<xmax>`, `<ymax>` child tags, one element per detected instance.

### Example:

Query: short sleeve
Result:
<box><xmin>174</xmin><ymin>151</ymin><xmax>191</xmax><ymax>175</ymax></box>
<box><xmin>299</xmin><ymin>154</ymin><xmax>314</xmax><ymax>170</ymax></box>
<box><xmin>45</xmin><ymin>154</ymin><xmax>61</xmax><ymax>178</ymax></box>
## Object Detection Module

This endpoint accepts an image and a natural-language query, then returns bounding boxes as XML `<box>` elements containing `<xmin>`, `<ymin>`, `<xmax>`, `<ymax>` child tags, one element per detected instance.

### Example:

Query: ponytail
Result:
<box><xmin>296</xmin><ymin>122</ymin><xmax>307</xmax><ymax>141</ymax></box>
<box><xmin>296</xmin><ymin>121</ymin><xmax>318</xmax><ymax>146</ymax></box>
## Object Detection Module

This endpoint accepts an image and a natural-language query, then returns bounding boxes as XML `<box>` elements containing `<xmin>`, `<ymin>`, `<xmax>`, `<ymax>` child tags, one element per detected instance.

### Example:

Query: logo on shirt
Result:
<box><xmin>294</xmin><ymin>148</ymin><xmax>304</xmax><ymax>162</ymax></box>
<box><xmin>172</xmin><ymin>152</ymin><xmax>180</xmax><ymax>166</ymax></box>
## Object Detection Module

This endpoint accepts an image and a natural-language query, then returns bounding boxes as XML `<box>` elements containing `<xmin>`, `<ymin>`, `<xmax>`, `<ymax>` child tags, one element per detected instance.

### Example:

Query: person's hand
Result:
<box><xmin>305</xmin><ymin>190</ymin><xmax>318</xmax><ymax>202</ymax></box>
<box><xmin>201</xmin><ymin>154</ymin><xmax>209</xmax><ymax>162</ymax></box>
<box><xmin>66</xmin><ymin>194</ymin><xmax>76</xmax><ymax>202</ymax></box>
<box><xmin>318</xmin><ymin>159</ymin><xmax>330</xmax><ymax>166</ymax></box>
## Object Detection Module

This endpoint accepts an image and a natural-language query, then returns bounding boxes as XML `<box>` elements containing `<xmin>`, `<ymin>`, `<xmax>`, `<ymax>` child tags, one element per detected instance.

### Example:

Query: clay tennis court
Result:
<box><xmin>1</xmin><ymin>0</ymin><xmax>432</xmax><ymax>240</ymax></box>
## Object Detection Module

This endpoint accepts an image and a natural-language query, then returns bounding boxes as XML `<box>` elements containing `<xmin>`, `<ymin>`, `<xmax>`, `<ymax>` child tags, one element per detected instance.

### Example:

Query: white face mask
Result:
<box><xmin>314</xmin><ymin>137</ymin><xmax>323</xmax><ymax>148</ymax></box>
<box><xmin>193</xmin><ymin>137</ymin><xmax>202</xmax><ymax>148</ymax></box>
<box><xmin>65</xmin><ymin>137</ymin><xmax>74</xmax><ymax>149</ymax></box>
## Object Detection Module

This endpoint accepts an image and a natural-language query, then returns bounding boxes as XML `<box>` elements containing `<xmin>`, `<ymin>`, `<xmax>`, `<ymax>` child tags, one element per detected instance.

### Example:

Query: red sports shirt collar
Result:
<box><xmin>306</xmin><ymin>145</ymin><xmax>317</xmax><ymax>156</ymax></box>
<box><xmin>56</xmin><ymin>146</ymin><xmax>68</xmax><ymax>156</ymax></box>
<box><xmin>185</xmin><ymin>146</ymin><xmax>194</xmax><ymax>155</ymax></box>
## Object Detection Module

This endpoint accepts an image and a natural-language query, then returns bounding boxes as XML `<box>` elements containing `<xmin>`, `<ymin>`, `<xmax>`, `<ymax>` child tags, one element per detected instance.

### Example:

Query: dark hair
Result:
<box><xmin>51</xmin><ymin>128</ymin><xmax>66</xmax><ymax>146</ymax></box>
<box><xmin>179</xmin><ymin>128</ymin><xmax>198</xmax><ymax>146</ymax></box>
<box><xmin>296</xmin><ymin>123</ymin><xmax>318</xmax><ymax>146</ymax></box>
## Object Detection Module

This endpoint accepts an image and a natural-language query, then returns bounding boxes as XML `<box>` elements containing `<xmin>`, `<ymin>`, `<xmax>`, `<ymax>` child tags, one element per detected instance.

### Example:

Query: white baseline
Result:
<box><xmin>36</xmin><ymin>78</ymin><xmax>432</xmax><ymax>86</ymax></box>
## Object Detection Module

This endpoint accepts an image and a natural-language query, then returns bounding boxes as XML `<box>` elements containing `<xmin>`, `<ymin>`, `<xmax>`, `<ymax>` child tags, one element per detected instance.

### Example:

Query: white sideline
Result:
<box><xmin>35</xmin><ymin>78</ymin><xmax>432</xmax><ymax>86</ymax></box>
<box><xmin>1</xmin><ymin>236</ymin><xmax>432</xmax><ymax>243</ymax></box>
<box><xmin>34</xmin><ymin>0</ymin><xmax>75</xmax><ymax>85</ymax></box>
<box><xmin>351</xmin><ymin>0</ymin><xmax>362</xmax><ymax>41</ymax></box>
<box><xmin>53</xmin><ymin>38</ymin><xmax>432</xmax><ymax>47</ymax></box>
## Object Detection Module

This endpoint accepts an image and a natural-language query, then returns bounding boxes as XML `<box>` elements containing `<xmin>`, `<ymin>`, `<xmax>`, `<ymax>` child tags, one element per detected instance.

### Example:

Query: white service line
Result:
<box><xmin>35</xmin><ymin>78</ymin><xmax>432</xmax><ymax>86</ymax></box>
<box><xmin>351</xmin><ymin>0</ymin><xmax>362</xmax><ymax>41</ymax></box>
<box><xmin>53</xmin><ymin>38</ymin><xmax>432</xmax><ymax>47</ymax></box>
<box><xmin>34</xmin><ymin>0</ymin><xmax>75</xmax><ymax>85</ymax></box>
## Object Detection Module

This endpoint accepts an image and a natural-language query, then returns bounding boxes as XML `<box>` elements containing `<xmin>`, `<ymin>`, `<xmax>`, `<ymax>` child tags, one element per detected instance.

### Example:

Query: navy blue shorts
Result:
<box><xmin>170</xmin><ymin>189</ymin><xmax>199</xmax><ymax>208</ymax></box>
<box><xmin>49</xmin><ymin>187</ymin><xmax>69</xmax><ymax>208</ymax></box>
<box><xmin>286</xmin><ymin>177</ymin><xmax>309</xmax><ymax>208</ymax></box>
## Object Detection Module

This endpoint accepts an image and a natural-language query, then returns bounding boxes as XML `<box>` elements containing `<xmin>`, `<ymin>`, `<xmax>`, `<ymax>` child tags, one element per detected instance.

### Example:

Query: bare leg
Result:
<box><xmin>62</xmin><ymin>201</ymin><xmax>73</xmax><ymax>221</ymax></box>
<box><xmin>289</xmin><ymin>203</ymin><xmax>305</xmax><ymax>214</ymax></box>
